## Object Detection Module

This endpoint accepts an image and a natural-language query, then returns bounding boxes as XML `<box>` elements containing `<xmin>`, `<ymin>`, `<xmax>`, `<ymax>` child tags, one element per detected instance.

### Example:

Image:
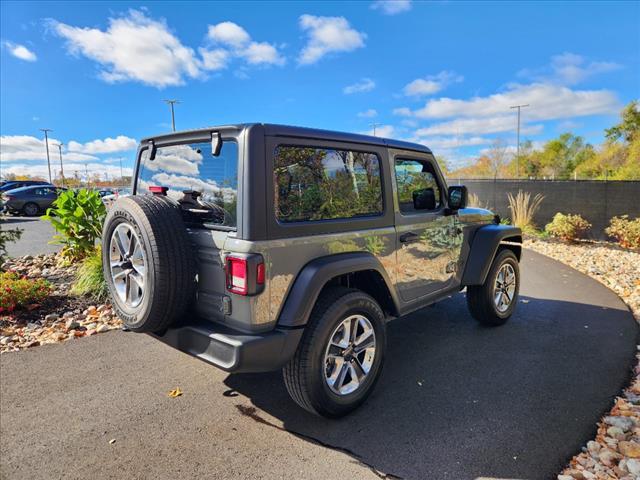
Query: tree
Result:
<box><xmin>538</xmin><ymin>133</ymin><xmax>594</xmax><ymax>179</ymax></box>
<box><xmin>487</xmin><ymin>139</ymin><xmax>510</xmax><ymax>178</ymax></box>
<box><xmin>605</xmin><ymin>101</ymin><xmax>640</xmax><ymax>143</ymax></box>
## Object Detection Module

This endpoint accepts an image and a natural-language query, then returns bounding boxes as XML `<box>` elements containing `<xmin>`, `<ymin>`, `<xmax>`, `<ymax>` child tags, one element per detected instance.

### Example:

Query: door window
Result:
<box><xmin>394</xmin><ymin>159</ymin><xmax>442</xmax><ymax>214</ymax></box>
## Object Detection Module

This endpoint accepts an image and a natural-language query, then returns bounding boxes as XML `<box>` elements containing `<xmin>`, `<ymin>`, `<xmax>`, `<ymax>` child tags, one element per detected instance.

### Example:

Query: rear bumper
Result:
<box><xmin>150</xmin><ymin>320</ymin><xmax>304</xmax><ymax>373</ymax></box>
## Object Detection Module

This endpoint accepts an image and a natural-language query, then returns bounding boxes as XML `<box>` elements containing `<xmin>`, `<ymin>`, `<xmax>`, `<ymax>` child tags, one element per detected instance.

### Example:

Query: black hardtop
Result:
<box><xmin>141</xmin><ymin>123</ymin><xmax>432</xmax><ymax>155</ymax></box>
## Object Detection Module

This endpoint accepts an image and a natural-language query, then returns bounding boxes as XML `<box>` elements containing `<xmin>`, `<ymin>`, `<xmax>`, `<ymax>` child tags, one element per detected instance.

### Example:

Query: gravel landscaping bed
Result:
<box><xmin>0</xmin><ymin>254</ymin><xmax>122</xmax><ymax>353</ymax></box>
<box><xmin>524</xmin><ymin>238</ymin><xmax>640</xmax><ymax>480</ymax></box>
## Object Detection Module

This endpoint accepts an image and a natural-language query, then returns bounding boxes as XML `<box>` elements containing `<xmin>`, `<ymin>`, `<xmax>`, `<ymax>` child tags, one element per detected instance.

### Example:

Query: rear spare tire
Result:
<box><xmin>102</xmin><ymin>195</ymin><xmax>196</xmax><ymax>332</ymax></box>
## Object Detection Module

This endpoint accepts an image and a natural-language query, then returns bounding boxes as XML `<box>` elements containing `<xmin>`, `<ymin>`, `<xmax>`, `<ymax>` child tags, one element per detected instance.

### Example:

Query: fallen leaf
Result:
<box><xmin>168</xmin><ymin>387</ymin><xmax>183</xmax><ymax>398</ymax></box>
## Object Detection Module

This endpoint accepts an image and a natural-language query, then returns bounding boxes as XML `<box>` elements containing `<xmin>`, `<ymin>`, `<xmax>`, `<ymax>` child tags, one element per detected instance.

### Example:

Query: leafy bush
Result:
<box><xmin>0</xmin><ymin>227</ymin><xmax>22</xmax><ymax>268</ymax></box>
<box><xmin>0</xmin><ymin>271</ymin><xmax>51</xmax><ymax>313</ymax></box>
<box><xmin>42</xmin><ymin>189</ymin><xmax>106</xmax><ymax>260</ymax></box>
<box><xmin>507</xmin><ymin>190</ymin><xmax>544</xmax><ymax>234</ymax></box>
<box><xmin>605</xmin><ymin>215</ymin><xmax>640</xmax><ymax>249</ymax></box>
<box><xmin>545</xmin><ymin>213</ymin><xmax>592</xmax><ymax>242</ymax></box>
<box><xmin>71</xmin><ymin>246</ymin><xmax>108</xmax><ymax>301</ymax></box>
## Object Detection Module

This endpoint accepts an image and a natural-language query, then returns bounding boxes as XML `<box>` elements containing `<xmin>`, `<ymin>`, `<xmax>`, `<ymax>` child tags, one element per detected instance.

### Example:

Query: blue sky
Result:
<box><xmin>1</xmin><ymin>0</ymin><xmax>638</xmax><ymax>180</ymax></box>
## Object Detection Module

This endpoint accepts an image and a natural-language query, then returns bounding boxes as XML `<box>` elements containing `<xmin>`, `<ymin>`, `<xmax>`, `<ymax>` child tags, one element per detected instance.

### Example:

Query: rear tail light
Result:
<box><xmin>225</xmin><ymin>254</ymin><xmax>265</xmax><ymax>296</ymax></box>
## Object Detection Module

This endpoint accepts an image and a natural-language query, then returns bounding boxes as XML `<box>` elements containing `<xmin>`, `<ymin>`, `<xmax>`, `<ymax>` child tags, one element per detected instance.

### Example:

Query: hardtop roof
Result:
<box><xmin>140</xmin><ymin>123</ymin><xmax>432</xmax><ymax>154</ymax></box>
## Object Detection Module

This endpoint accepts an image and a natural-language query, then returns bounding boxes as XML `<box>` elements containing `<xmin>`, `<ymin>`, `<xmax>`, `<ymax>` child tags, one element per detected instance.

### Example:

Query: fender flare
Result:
<box><xmin>461</xmin><ymin>224</ymin><xmax>522</xmax><ymax>286</ymax></box>
<box><xmin>276</xmin><ymin>252</ymin><xmax>400</xmax><ymax>328</ymax></box>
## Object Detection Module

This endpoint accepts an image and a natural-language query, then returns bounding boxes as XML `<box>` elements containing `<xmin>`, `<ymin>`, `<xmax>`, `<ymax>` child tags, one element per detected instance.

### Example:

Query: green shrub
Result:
<box><xmin>42</xmin><ymin>189</ymin><xmax>106</xmax><ymax>260</ymax></box>
<box><xmin>71</xmin><ymin>246</ymin><xmax>108</xmax><ymax>301</ymax></box>
<box><xmin>0</xmin><ymin>227</ymin><xmax>22</xmax><ymax>268</ymax></box>
<box><xmin>545</xmin><ymin>213</ymin><xmax>592</xmax><ymax>242</ymax></box>
<box><xmin>605</xmin><ymin>215</ymin><xmax>640</xmax><ymax>249</ymax></box>
<box><xmin>0</xmin><ymin>271</ymin><xmax>51</xmax><ymax>313</ymax></box>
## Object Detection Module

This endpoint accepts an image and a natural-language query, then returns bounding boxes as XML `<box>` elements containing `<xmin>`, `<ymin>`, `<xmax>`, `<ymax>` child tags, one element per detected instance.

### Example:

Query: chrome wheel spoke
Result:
<box><xmin>323</xmin><ymin>314</ymin><xmax>377</xmax><ymax>396</ymax></box>
<box><xmin>351</xmin><ymin>358</ymin><xmax>366</xmax><ymax>382</ymax></box>
<box><xmin>109</xmin><ymin>223</ymin><xmax>147</xmax><ymax>308</ymax></box>
<box><xmin>493</xmin><ymin>263</ymin><xmax>516</xmax><ymax>313</ymax></box>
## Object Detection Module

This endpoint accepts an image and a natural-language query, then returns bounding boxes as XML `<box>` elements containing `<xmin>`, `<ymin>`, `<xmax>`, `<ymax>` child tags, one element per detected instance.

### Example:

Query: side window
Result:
<box><xmin>394</xmin><ymin>159</ymin><xmax>442</xmax><ymax>214</ymax></box>
<box><xmin>274</xmin><ymin>145</ymin><xmax>383</xmax><ymax>223</ymax></box>
<box><xmin>33</xmin><ymin>188</ymin><xmax>45</xmax><ymax>196</ymax></box>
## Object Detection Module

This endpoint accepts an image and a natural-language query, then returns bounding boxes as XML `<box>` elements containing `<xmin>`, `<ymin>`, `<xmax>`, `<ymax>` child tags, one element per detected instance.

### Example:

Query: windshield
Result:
<box><xmin>137</xmin><ymin>140</ymin><xmax>239</xmax><ymax>228</ymax></box>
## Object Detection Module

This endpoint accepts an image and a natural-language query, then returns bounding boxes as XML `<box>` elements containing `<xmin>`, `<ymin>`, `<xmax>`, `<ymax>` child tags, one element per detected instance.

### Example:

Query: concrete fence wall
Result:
<box><xmin>453</xmin><ymin>179</ymin><xmax>640</xmax><ymax>237</ymax></box>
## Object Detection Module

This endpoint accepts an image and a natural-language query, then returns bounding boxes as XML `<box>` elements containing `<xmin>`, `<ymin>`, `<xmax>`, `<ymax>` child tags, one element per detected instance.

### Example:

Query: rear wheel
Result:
<box><xmin>22</xmin><ymin>202</ymin><xmax>39</xmax><ymax>216</ymax></box>
<box><xmin>467</xmin><ymin>249</ymin><xmax>519</xmax><ymax>326</ymax></box>
<box><xmin>283</xmin><ymin>287</ymin><xmax>386</xmax><ymax>418</ymax></box>
<box><xmin>102</xmin><ymin>195</ymin><xmax>196</xmax><ymax>332</ymax></box>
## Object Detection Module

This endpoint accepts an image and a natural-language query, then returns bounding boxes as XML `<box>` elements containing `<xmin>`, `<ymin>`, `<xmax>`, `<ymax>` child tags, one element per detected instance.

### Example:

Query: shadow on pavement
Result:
<box><xmin>224</xmin><ymin>294</ymin><xmax>637</xmax><ymax>480</ymax></box>
<box><xmin>0</xmin><ymin>216</ymin><xmax>40</xmax><ymax>224</ymax></box>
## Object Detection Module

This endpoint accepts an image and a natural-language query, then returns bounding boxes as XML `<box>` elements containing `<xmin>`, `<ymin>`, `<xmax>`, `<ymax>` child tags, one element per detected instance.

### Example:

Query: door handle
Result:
<box><xmin>399</xmin><ymin>232</ymin><xmax>420</xmax><ymax>243</ymax></box>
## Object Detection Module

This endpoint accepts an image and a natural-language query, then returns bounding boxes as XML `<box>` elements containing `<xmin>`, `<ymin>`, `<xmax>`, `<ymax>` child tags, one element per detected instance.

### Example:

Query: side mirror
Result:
<box><xmin>448</xmin><ymin>185</ymin><xmax>467</xmax><ymax>210</ymax></box>
<box><xmin>211</xmin><ymin>131</ymin><xmax>222</xmax><ymax>157</ymax></box>
<box><xmin>412</xmin><ymin>188</ymin><xmax>436</xmax><ymax>210</ymax></box>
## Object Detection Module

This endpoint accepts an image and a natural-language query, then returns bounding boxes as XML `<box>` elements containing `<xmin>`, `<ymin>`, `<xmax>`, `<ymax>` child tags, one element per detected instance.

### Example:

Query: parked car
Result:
<box><xmin>1</xmin><ymin>185</ymin><xmax>66</xmax><ymax>216</ymax></box>
<box><xmin>102</xmin><ymin>188</ymin><xmax>132</xmax><ymax>209</ymax></box>
<box><xmin>0</xmin><ymin>180</ymin><xmax>52</xmax><ymax>192</ymax></box>
<box><xmin>102</xmin><ymin>124</ymin><xmax>522</xmax><ymax>417</ymax></box>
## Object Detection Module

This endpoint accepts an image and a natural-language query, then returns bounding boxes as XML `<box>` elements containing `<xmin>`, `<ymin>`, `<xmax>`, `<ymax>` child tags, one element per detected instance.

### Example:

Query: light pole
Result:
<box><xmin>85</xmin><ymin>163</ymin><xmax>89</xmax><ymax>188</ymax></box>
<box><xmin>369</xmin><ymin>123</ymin><xmax>381</xmax><ymax>136</ymax></box>
<box><xmin>55</xmin><ymin>143</ymin><xmax>65</xmax><ymax>187</ymax></box>
<box><xmin>164</xmin><ymin>99</ymin><xmax>180</xmax><ymax>131</ymax></box>
<box><xmin>510</xmin><ymin>104</ymin><xmax>529</xmax><ymax>179</ymax></box>
<box><xmin>119</xmin><ymin>157</ymin><xmax>124</xmax><ymax>187</ymax></box>
<box><xmin>40</xmin><ymin>128</ymin><xmax>53</xmax><ymax>183</ymax></box>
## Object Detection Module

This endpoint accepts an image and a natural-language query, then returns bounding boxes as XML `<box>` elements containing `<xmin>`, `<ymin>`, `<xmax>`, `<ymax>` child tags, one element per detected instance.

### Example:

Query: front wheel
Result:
<box><xmin>22</xmin><ymin>202</ymin><xmax>39</xmax><ymax>216</ymax></box>
<box><xmin>283</xmin><ymin>287</ymin><xmax>386</xmax><ymax>418</ymax></box>
<box><xmin>466</xmin><ymin>249</ymin><xmax>520</xmax><ymax>326</ymax></box>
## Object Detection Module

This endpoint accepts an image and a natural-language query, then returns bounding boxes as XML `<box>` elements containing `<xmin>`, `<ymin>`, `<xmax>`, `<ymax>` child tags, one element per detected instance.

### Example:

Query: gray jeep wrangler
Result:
<box><xmin>102</xmin><ymin>124</ymin><xmax>522</xmax><ymax>418</ymax></box>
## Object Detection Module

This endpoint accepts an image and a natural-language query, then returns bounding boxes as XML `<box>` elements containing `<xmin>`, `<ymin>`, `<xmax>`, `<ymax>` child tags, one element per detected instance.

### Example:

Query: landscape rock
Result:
<box><xmin>619</xmin><ymin>441</ymin><xmax>640</xmax><ymax>458</ymax></box>
<box><xmin>604</xmin><ymin>416</ymin><xmax>635</xmax><ymax>432</ymax></box>
<box><xmin>65</xmin><ymin>319</ymin><xmax>80</xmax><ymax>331</ymax></box>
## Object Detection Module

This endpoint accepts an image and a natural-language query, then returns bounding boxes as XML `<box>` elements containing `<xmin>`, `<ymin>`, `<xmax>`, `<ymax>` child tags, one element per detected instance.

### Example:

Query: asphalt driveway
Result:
<box><xmin>0</xmin><ymin>215</ymin><xmax>60</xmax><ymax>257</ymax></box>
<box><xmin>0</xmin><ymin>251</ymin><xmax>637</xmax><ymax>480</ymax></box>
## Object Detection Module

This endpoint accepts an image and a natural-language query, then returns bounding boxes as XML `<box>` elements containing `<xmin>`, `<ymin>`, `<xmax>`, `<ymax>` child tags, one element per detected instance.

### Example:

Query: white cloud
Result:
<box><xmin>0</xmin><ymin>135</ymin><xmax>98</xmax><ymax>162</ymax></box>
<box><xmin>413</xmin><ymin>136</ymin><xmax>493</xmax><ymax>150</ymax></box>
<box><xmin>50</xmin><ymin>12</ymin><xmax>283</xmax><ymax>88</ymax></box>
<box><xmin>243</xmin><ymin>41</ymin><xmax>284</xmax><ymax>65</ymax></box>
<box><xmin>206</xmin><ymin>21</ymin><xmax>285</xmax><ymax>66</ymax></box>
<box><xmin>199</xmin><ymin>47</ymin><xmax>229</xmax><ymax>71</ymax></box>
<box><xmin>3</xmin><ymin>41</ymin><xmax>37</xmax><ymax>62</ymax></box>
<box><xmin>393</xmin><ymin>107</ymin><xmax>412</xmax><ymax>116</ymax></box>
<box><xmin>344</xmin><ymin>78</ymin><xmax>375</xmax><ymax>94</ymax></box>
<box><xmin>298</xmin><ymin>15</ymin><xmax>366</xmax><ymax>65</ymax></box>
<box><xmin>518</xmin><ymin>53</ymin><xmax>622</xmax><ymax>85</ymax></box>
<box><xmin>403</xmin><ymin>83</ymin><xmax>619</xmax><ymax>122</ymax></box>
<box><xmin>414</xmin><ymin>115</ymin><xmax>544</xmax><ymax>136</ymax></box>
<box><xmin>67</xmin><ymin>135</ymin><xmax>137</xmax><ymax>154</ymax></box>
<box><xmin>403</xmin><ymin>71</ymin><xmax>463</xmax><ymax>97</ymax></box>
<box><xmin>207</xmin><ymin>22</ymin><xmax>251</xmax><ymax>48</ymax></box>
<box><xmin>51</xmin><ymin>10</ymin><xmax>203</xmax><ymax>88</ymax></box>
<box><xmin>357</xmin><ymin>109</ymin><xmax>378</xmax><ymax>118</ymax></box>
<box><xmin>360</xmin><ymin>125</ymin><xmax>395</xmax><ymax>138</ymax></box>
<box><xmin>370</xmin><ymin>0</ymin><xmax>412</xmax><ymax>15</ymax></box>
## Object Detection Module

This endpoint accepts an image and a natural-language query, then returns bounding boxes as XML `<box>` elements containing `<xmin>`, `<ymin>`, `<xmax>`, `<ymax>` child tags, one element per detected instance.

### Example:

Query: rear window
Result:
<box><xmin>137</xmin><ymin>140</ymin><xmax>238</xmax><ymax>228</ymax></box>
<box><xmin>274</xmin><ymin>145</ymin><xmax>383</xmax><ymax>223</ymax></box>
